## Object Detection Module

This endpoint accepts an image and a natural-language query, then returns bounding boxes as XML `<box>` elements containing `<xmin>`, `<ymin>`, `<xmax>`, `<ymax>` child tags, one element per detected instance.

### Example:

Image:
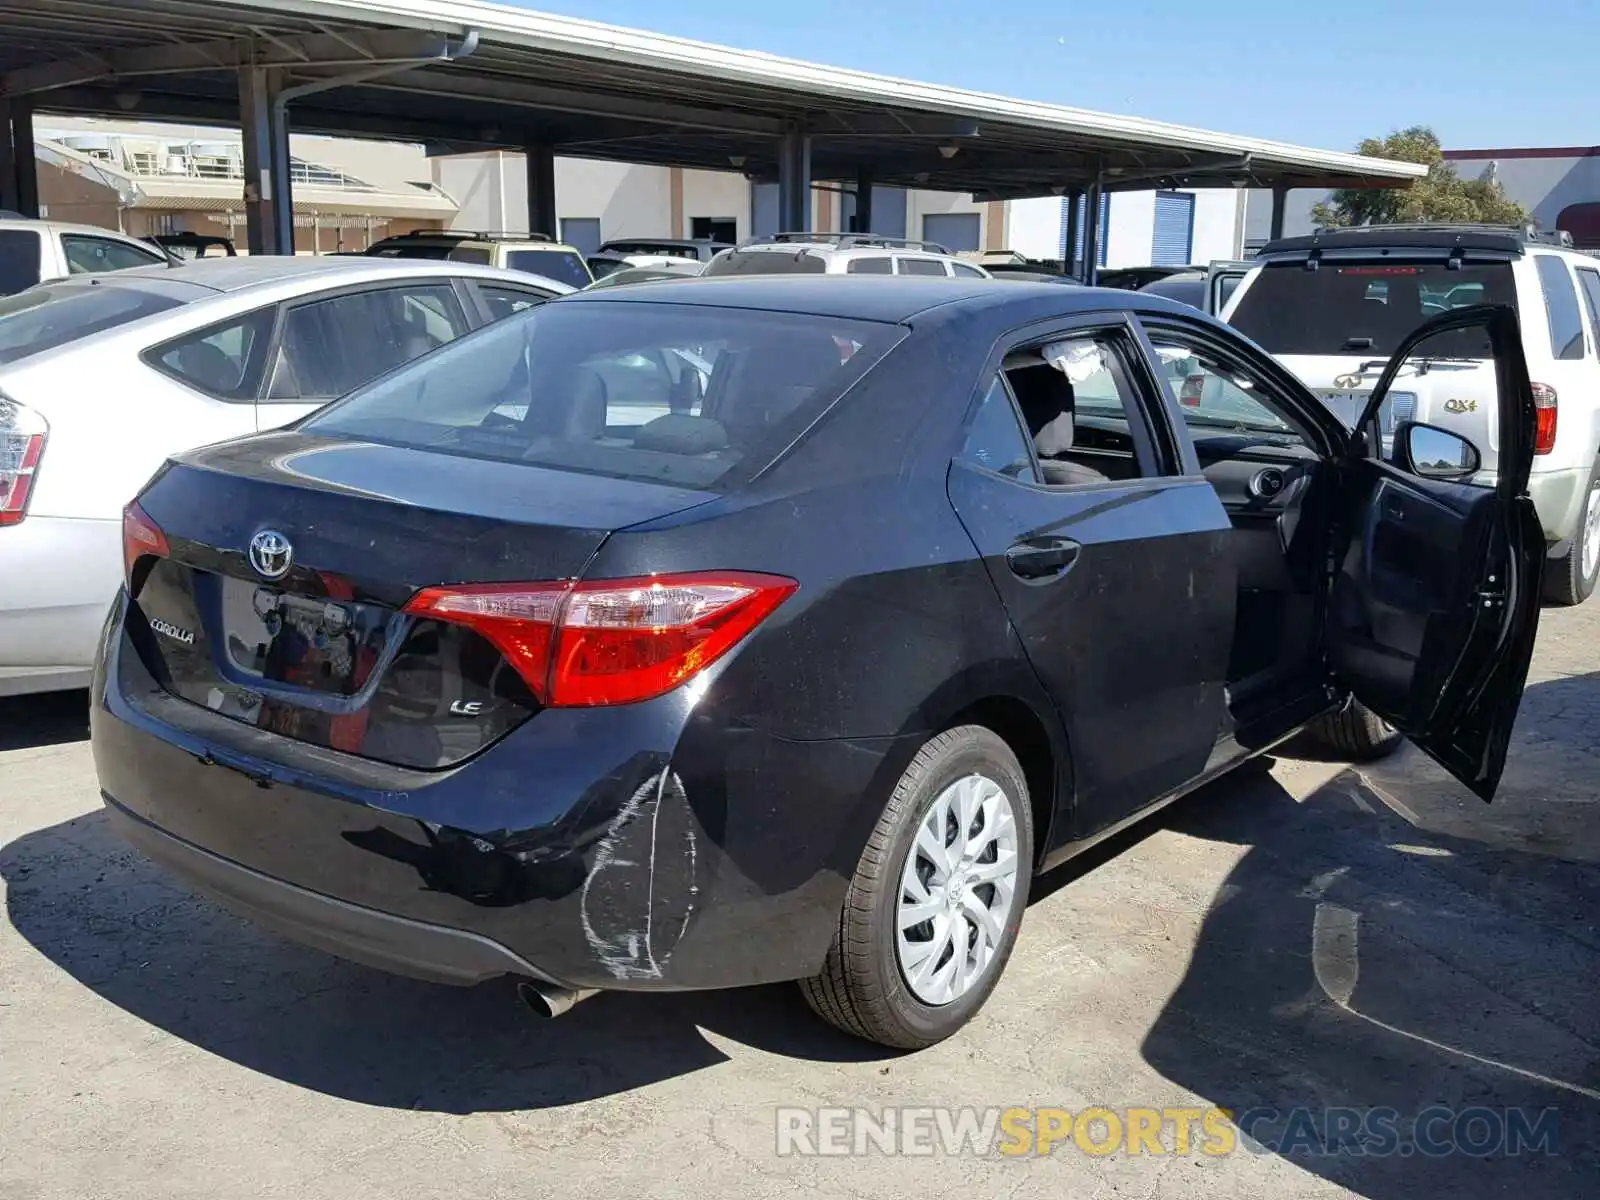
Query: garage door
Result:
<box><xmin>1064</xmin><ymin>193</ymin><xmax>1112</xmax><ymax>268</ymax></box>
<box><xmin>923</xmin><ymin>213</ymin><xmax>980</xmax><ymax>253</ymax></box>
<box><xmin>1151</xmin><ymin>192</ymin><xmax>1196</xmax><ymax>266</ymax></box>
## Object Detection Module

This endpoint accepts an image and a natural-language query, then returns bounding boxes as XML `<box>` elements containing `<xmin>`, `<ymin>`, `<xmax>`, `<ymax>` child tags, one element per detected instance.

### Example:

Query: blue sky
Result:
<box><xmin>522</xmin><ymin>0</ymin><xmax>1595</xmax><ymax>152</ymax></box>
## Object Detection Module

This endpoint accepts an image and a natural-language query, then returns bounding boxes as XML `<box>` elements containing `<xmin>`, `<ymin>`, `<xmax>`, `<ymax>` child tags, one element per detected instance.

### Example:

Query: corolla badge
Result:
<box><xmin>1332</xmin><ymin>372</ymin><xmax>1366</xmax><ymax>389</ymax></box>
<box><xmin>248</xmin><ymin>529</ymin><xmax>294</xmax><ymax>580</ymax></box>
<box><xmin>1442</xmin><ymin>397</ymin><xmax>1478</xmax><ymax>414</ymax></box>
<box><xmin>148</xmin><ymin>617</ymin><xmax>194</xmax><ymax>645</ymax></box>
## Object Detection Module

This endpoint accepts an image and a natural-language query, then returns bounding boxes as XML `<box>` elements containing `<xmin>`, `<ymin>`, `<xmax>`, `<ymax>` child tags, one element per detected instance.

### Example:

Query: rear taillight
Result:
<box><xmin>405</xmin><ymin>571</ymin><xmax>797</xmax><ymax>707</ymax></box>
<box><xmin>1532</xmin><ymin>382</ymin><xmax>1558</xmax><ymax>455</ymax></box>
<box><xmin>0</xmin><ymin>396</ymin><xmax>47</xmax><ymax>527</ymax></box>
<box><xmin>1179</xmin><ymin>374</ymin><xmax>1205</xmax><ymax>408</ymax></box>
<box><xmin>122</xmin><ymin>501</ymin><xmax>170</xmax><ymax>586</ymax></box>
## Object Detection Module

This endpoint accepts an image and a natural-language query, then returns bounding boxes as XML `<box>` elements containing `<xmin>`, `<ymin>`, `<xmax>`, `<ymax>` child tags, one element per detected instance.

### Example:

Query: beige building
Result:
<box><xmin>30</xmin><ymin>117</ymin><xmax>457</xmax><ymax>252</ymax></box>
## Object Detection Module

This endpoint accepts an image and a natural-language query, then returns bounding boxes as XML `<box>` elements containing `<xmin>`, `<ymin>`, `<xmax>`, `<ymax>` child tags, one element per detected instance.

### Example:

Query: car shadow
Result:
<box><xmin>0</xmin><ymin>803</ymin><xmax>891</xmax><ymax>1115</ymax></box>
<box><xmin>1140</xmin><ymin>669</ymin><xmax>1600</xmax><ymax>1195</ymax></box>
<box><xmin>0</xmin><ymin>689</ymin><xmax>90</xmax><ymax>752</ymax></box>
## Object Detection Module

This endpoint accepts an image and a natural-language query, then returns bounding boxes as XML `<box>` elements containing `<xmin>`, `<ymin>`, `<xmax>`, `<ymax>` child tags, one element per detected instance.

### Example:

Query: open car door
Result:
<box><xmin>1326</xmin><ymin>304</ymin><xmax>1543</xmax><ymax>801</ymax></box>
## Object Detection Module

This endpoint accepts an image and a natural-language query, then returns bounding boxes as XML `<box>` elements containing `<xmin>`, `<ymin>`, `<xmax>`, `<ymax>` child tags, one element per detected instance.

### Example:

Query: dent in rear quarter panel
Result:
<box><xmin>583</xmin><ymin>474</ymin><xmax>1070</xmax><ymax>951</ymax></box>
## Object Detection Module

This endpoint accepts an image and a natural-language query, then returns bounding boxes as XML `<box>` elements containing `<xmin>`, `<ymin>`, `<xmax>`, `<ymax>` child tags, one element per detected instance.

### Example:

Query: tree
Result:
<box><xmin>1311</xmin><ymin>126</ymin><xmax>1528</xmax><ymax>229</ymax></box>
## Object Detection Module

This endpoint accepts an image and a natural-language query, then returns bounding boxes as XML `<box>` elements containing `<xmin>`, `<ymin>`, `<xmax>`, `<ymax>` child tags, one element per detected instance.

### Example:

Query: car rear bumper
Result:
<box><xmin>104</xmin><ymin>794</ymin><xmax>551</xmax><ymax>985</ymax></box>
<box><xmin>0</xmin><ymin>515</ymin><xmax>120</xmax><ymax>692</ymax></box>
<box><xmin>1473</xmin><ymin>466</ymin><xmax>1589</xmax><ymax>549</ymax></box>
<box><xmin>92</xmin><ymin>589</ymin><xmax>903</xmax><ymax>992</ymax></box>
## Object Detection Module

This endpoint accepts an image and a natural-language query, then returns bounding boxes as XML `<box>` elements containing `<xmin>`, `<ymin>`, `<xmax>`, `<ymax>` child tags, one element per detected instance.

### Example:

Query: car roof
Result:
<box><xmin>601</xmin><ymin>237</ymin><xmax>726</xmax><ymax>248</ymax></box>
<box><xmin>566</xmin><ymin>274</ymin><xmax>1181</xmax><ymax>323</ymax></box>
<box><xmin>0</xmin><ymin>216</ymin><xmax>155</xmax><ymax>241</ymax></box>
<box><xmin>65</xmin><ymin>254</ymin><xmax>570</xmax><ymax>295</ymax></box>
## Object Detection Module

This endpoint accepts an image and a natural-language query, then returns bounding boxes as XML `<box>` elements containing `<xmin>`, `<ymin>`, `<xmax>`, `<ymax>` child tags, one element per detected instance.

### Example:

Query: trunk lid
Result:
<box><xmin>127</xmin><ymin>431</ymin><xmax>717</xmax><ymax>769</ymax></box>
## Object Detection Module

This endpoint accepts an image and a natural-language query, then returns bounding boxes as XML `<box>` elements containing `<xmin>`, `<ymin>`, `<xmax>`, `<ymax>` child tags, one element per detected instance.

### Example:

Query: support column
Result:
<box><xmin>853</xmin><ymin>166</ymin><xmax>873</xmax><ymax>233</ymax></box>
<box><xmin>10</xmin><ymin>99</ymin><xmax>38</xmax><ymax>219</ymax></box>
<box><xmin>1269</xmin><ymin>184</ymin><xmax>1288</xmax><ymax>241</ymax></box>
<box><xmin>1083</xmin><ymin>177</ymin><xmax>1104</xmax><ymax>286</ymax></box>
<box><xmin>525</xmin><ymin>142</ymin><xmax>557</xmax><ymax>239</ymax></box>
<box><xmin>1062</xmin><ymin>189</ymin><xmax>1081</xmax><ymax>276</ymax></box>
<box><xmin>777</xmin><ymin>126</ymin><xmax>811</xmax><ymax>233</ymax></box>
<box><xmin>0</xmin><ymin>98</ymin><xmax>17</xmax><ymax>214</ymax></box>
<box><xmin>238</xmin><ymin>66</ymin><xmax>292</xmax><ymax>255</ymax></box>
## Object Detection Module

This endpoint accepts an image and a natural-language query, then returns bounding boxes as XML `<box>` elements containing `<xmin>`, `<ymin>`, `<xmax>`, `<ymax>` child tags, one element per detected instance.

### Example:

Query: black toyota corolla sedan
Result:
<box><xmin>92</xmin><ymin>276</ymin><xmax>1542</xmax><ymax>1048</ymax></box>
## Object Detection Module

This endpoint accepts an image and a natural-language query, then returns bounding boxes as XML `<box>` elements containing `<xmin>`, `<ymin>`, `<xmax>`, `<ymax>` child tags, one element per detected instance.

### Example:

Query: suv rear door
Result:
<box><xmin>1205</xmin><ymin>260</ymin><xmax>1251</xmax><ymax>315</ymax></box>
<box><xmin>1328</xmin><ymin>304</ymin><xmax>1542</xmax><ymax>800</ymax></box>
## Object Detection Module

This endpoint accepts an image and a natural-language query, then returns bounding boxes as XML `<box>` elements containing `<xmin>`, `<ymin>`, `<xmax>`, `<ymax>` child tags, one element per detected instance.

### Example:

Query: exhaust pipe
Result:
<box><xmin>517</xmin><ymin>979</ymin><xmax>599</xmax><ymax>1019</ymax></box>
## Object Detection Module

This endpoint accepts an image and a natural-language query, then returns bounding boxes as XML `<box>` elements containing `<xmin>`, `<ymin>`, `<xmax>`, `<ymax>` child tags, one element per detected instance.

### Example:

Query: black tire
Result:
<box><xmin>800</xmin><ymin>725</ymin><xmax>1035</xmax><ymax>1050</ymax></box>
<box><xmin>1303</xmin><ymin>700</ymin><xmax>1403</xmax><ymax>762</ymax></box>
<box><xmin>1543</xmin><ymin>456</ymin><xmax>1600</xmax><ymax>607</ymax></box>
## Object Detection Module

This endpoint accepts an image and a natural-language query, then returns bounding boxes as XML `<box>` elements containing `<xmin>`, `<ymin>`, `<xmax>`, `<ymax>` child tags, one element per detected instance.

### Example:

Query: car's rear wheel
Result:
<box><xmin>1303</xmin><ymin>700</ymin><xmax>1402</xmax><ymax>761</ymax></box>
<box><xmin>800</xmin><ymin>726</ymin><xmax>1033</xmax><ymax>1049</ymax></box>
<box><xmin>1545</xmin><ymin>455</ymin><xmax>1600</xmax><ymax>607</ymax></box>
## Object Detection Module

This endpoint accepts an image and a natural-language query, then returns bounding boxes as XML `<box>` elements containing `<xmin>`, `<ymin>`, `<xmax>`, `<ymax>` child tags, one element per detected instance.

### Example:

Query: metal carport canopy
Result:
<box><xmin>0</xmin><ymin>0</ymin><xmax>1426</xmax><ymax>198</ymax></box>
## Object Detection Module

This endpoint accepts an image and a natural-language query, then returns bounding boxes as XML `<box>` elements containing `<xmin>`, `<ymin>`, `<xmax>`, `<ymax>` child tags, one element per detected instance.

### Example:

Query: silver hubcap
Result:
<box><xmin>896</xmin><ymin>774</ymin><xmax>1020</xmax><ymax>1006</ymax></box>
<box><xmin>1582</xmin><ymin>484</ymin><xmax>1600</xmax><ymax>581</ymax></box>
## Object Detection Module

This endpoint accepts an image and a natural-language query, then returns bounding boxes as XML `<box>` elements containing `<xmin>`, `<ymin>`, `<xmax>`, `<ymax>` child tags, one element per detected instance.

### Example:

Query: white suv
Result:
<box><xmin>1224</xmin><ymin>224</ymin><xmax>1600</xmax><ymax>605</ymax></box>
<box><xmin>702</xmin><ymin>234</ymin><xmax>992</xmax><ymax>279</ymax></box>
<box><xmin>0</xmin><ymin>216</ymin><xmax>172</xmax><ymax>296</ymax></box>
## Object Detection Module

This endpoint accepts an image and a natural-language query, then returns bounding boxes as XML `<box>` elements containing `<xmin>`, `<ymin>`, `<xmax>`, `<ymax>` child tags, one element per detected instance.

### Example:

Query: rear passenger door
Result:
<box><xmin>257</xmin><ymin>281</ymin><xmax>473</xmax><ymax>428</ymax></box>
<box><xmin>945</xmin><ymin>317</ymin><xmax>1236</xmax><ymax>840</ymax></box>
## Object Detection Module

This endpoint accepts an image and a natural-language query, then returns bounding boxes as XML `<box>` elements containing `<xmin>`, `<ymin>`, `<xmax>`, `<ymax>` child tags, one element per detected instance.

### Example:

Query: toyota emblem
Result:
<box><xmin>248</xmin><ymin>530</ymin><xmax>294</xmax><ymax>580</ymax></box>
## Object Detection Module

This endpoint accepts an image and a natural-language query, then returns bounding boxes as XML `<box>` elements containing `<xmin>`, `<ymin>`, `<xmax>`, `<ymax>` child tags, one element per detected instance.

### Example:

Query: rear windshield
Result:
<box><xmin>703</xmin><ymin>250</ymin><xmax>826</xmax><ymax>276</ymax></box>
<box><xmin>1230</xmin><ymin>260</ymin><xmax>1517</xmax><ymax>356</ymax></box>
<box><xmin>0</xmin><ymin>281</ymin><xmax>184</xmax><ymax>365</ymax></box>
<box><xmin>504</xmin><ymin>249</ymin><xmax>593</xmax><ymax>288</ymax></box>
<box><xmin>602</xmin><ymin>242</ymin><xmax>700</xmax><ymax>260</ymax></box>
<box><xmin>368</xmin><ymin>242</ymin><xmax>454</xmax><ymax>260</ymax></box>
<box><xmin>302</xmin><ymin>300</ymin><xmax>903</xmax><ymax>488</ymax></box>
<box><xmin>0</xmin><ymin>229</ymin><xmax>43</xmax><ymax>296</ymax></box>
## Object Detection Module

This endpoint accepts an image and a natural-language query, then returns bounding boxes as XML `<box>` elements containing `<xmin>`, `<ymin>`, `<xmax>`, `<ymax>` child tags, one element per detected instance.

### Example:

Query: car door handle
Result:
<box><xmin>1005</xmin><ymin>537</ymin><xmax>1081</xmax><ymax>580</ymax></box>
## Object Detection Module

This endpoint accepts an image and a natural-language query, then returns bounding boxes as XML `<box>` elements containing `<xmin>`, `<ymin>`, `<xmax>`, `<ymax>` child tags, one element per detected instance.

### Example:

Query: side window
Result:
<box><xmin>1146</xmin><ymin>332</ymin><xmax>1310</xmax><ymax>449</ymax></box>
<box><xmin>952</xmin><ymin>262</ymin><xmax>986</xmax><ymax>278</ymax></box>
<box><xmin>1535</xmin><ymin>255</ymin><xmax>1586</xmax><ymax>360</ymax></box>
<box><xmin>477</xmin><ymin>284</ymin><xmax>551</xmax><ymax>323</ymax></box>
<box><xmin>1002</xmin><ymin>332</ymin><xmax>1157</xmax><ymax>486</ymax></box>
<box><xmin>958</xmin><ymin>377</ymin><xmax>1038</xmax><ymax>482</ymax></box>
<box><xmin>266</xmin><ymin>284</ymin><xmax>471</xmax><ymax>401</ymax></box>
<box><xmin>60</xmin><ymin>234</ymin><xmax>165</xmax><ymax>275</ymax></box>
<box><xmin>147</xmin><ymin>307</ymin><xmax>276</xmax><ymax>401</ymax></box>
<box><xmin>0</xmin><ymin>229</ymin><xmax>44</xmax><ymax>295</ymax></box>
<box><xmin>846</xmin><ymin>256</ymin><xmax>892</xmax><ymax>275</ymax></box>
<box><xmin>898</xmin><ymin>257</ymin><xmax>946</xmax><ymax>277</ymax></box>
<box><xmin>447</xmin><ymin>245</ymin><xmax>494</xmax><ymax>265</ymax></box>
<box><xmin>1575</xmin><ymin>267</ymin><xmax>1600</xmax><ymax>348</ymax></box>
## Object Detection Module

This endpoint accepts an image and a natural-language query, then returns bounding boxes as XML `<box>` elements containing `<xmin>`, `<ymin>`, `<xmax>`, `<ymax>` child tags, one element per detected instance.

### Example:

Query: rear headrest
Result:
<box><xmin>632</xmin><ymin>413</ymin><xmax>728</xmax><ymax>456</ymax></box>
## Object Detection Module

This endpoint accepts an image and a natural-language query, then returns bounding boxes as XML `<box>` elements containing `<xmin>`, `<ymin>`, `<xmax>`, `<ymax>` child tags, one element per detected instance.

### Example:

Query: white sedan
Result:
<box><xmin>0</xmin><ymin>255</ymin><xmax>572</xmax><ymax>696</ymax></box>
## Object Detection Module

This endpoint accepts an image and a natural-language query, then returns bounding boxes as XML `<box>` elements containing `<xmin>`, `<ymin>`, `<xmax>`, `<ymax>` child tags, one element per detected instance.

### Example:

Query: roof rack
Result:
<box><xmin>389</xmin><ymin>228</ymin><xmax>554</xmax><ymax>243</ymax></box>
<box><xmin>740</xmin><ymin>232</ymin><xmax>954</xmax><ymax>255</ymax></box>
<box><xmin>1311</xmin><ymin>222</ymin><xmax>1572</xmax><ymax>247</ymax></box>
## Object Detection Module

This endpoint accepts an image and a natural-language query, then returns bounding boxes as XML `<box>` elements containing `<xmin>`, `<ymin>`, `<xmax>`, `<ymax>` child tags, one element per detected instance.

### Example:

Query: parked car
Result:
<box><xmin>1224</xmin><ymin>223</ymin><xmax>1600</xmax><ymax>605</ymax></box>
<box><xmin>0</xmin><ymin>216</ymin><xmax>173</xmax><ymax>296</ymax></box>
<box><xmin>92</xmin><ymin>276</ymin><xmax>1541</xmax><ymax>1049</ymax></box>
<box><xmin>597</xmin><ymin>237</ymin><xmax>731</xmax><ymax>264</ymax></box>
<box><xmin>583</xmin><ymin>261</ymin><xmax>705</xmax><ymax>289</ymax></box>
<box><xmin>702</xmin><ymin>233</ymin><xmax>992</xmax><ymax>278</ymax></box>
<box><xmin>0</xmin><ymin>255</ymin><xmax>572</xmax><ymax>697</ymax></box>
<box><xmin>586</xmin><ymin>253</ymin><xmax>634</xmax><ymax>281</ymax></box>
<box><xmin>1139</xmin><ymin>261</ymin><xmax>1252</xmax><ymax>314</ymax></box>
<box><xmin>1097</xmin><ymin>265</ymin><xmax>1191</xmax><ymax>291</ymax></box>
<box><xmin>147</xmin><ymin>233</ymin><xmax>236</xmax><ymax>259</ymax></box>
<box><xmin>366</xmin><ymin>230</ymin><xmax>593</xmax><ymax>290</ymax></box>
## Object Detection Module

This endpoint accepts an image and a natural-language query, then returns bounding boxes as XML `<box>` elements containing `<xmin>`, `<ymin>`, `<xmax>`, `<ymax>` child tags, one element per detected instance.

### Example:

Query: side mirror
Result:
<box><xmin>1395</xmin><ymin>421</ymin><xmax>1482</xmax><ymax>480</ymax></box>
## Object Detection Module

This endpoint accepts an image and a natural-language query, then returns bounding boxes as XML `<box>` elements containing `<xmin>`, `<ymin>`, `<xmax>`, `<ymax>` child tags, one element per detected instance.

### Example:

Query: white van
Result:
<box><xmin>1224</xmin><ymin>224</ymin><xmax>1600</xmax><ymax>604</ymax></box>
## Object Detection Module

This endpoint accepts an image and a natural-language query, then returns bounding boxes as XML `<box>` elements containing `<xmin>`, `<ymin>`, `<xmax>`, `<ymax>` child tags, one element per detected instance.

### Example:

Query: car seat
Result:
<box><xmin>1005</xmin><ymin>361</ymin><xmax>1111</xmax><ymax>486</ymax></box>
